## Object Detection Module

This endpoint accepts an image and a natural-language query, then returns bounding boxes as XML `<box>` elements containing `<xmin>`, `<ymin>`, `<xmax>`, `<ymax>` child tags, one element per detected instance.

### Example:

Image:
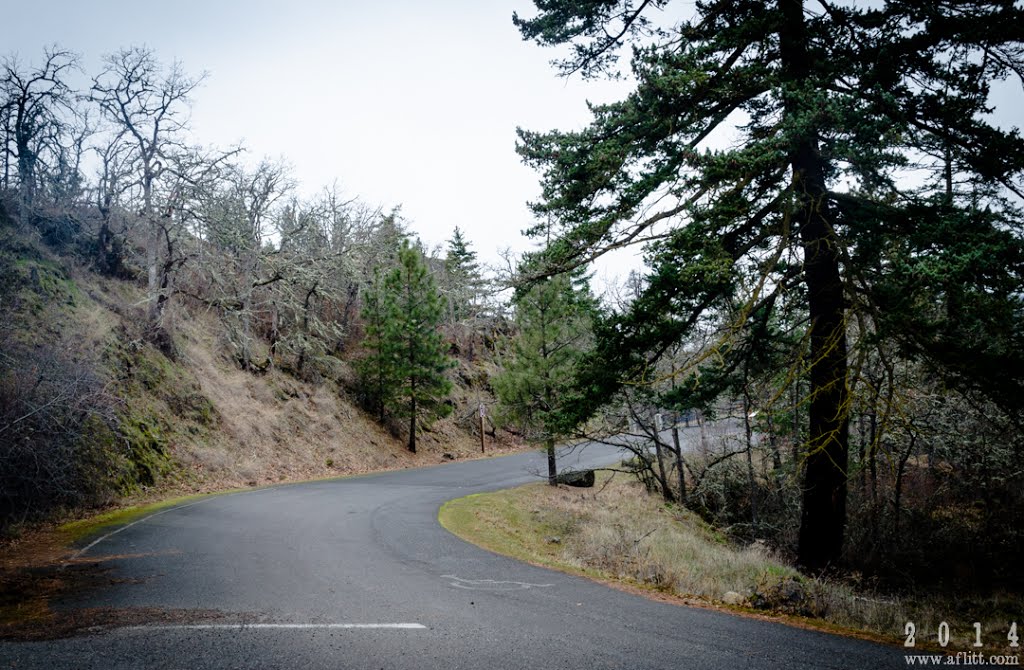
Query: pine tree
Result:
<box><xmin>356</xmin><ymin>269</ymin><xmax>397</xmax><ymax>424</ymax></box>
<box><xmin>494</xmin><ymin>270</ymin><xmax>595</xmax><ymax>484</ymax></box>
<box><xmin>444</xmin><ymin>227</ymin><xmax>479</xmax><ymax>280</ymax></box>
<box><xmin>442</xmin><ymin>226</ymin><xmax>483</xmax><ymax>323</ymax></box>
<box><xmin>514</xmin><ymin>1</ymin><xmax>1024</xmax><ymax>570</ymax></box>
<box><xmin>361</xmin><ymin>240</ymin><xmax>453</xmax><ymax>453</ymax></box>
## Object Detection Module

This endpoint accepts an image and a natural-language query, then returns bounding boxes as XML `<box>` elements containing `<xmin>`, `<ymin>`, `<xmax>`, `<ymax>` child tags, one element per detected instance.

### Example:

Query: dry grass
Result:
<box><xmin>442</xmin><ymin>475</ymin><xmax>800</xmax><ymax>600</ymax></box>
<box><xmin>53</xmin><ymin>266</ymin><xmax>526</xmax><ymax>504</ymax></box>
<box><xmin>441</xmin><ymin>474</ymin><xmax>1024</xmax><ymax>651</ymax></box>
<box><xmin>131</xmin><ymin>311</ymin><xmax>525</xmax><ymax>495</ymax></box>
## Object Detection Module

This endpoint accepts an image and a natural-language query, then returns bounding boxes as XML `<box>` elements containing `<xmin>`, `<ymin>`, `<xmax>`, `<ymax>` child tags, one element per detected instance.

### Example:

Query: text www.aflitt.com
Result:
<box><xmin>905</xmin><ymin>653</ymin><xmax>1020</xmax><ymax>666</ymax></box>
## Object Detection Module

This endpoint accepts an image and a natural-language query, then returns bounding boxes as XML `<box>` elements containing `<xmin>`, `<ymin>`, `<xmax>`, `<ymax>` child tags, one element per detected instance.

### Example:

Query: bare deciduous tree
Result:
<box><xmin>91</xmin><ymin>46</ymin><xmax>205</xmax><ymax>325</ymax></box>
<box><xmin>0</xmin><ymin>47</ymin><xmax>79</xmax><ymax>225</ymax></box>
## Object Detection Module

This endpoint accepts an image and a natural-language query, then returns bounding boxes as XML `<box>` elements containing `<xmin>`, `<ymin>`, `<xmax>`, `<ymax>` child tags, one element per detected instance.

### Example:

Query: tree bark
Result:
<box><xmin>653</xmin><ymin>434</ymin><xmax>675</xmax><ymax>503</ymax></box>
<box><xmin>743</xmin><ymin>386</ymin><xmax>758</xmax><ymax>528</ymax></box>
<box><xmin>408</xmin><ymin>380</ymin><xmax>417</xmax><ymax>453</ymax></box>
<box><xmin>779</xmin><ymin>0</ymin><xmax>850</xmax><ymax>572</ymax></box>
<box><xmin>671</xmin><ymin>424</ymin><xmax>686</xmax><ymax>502</ymax></box>
<box><xmin>546</xmin><ymin>437</ymin><xmax>557</xmax><ymax>486</ymax></box>
<box><xmin>15</xmin><ymin>117</ymin><xmax>35</xmax><ymax>228</ymax></box>
<box><xmin>893</xmin><ymin>433</ymin><xmax>916</xmax><ymax>537</ymax></box>
<box><xmin>141</xmin><ymin>164</ymin><xmax>163</xmax><ymax>326</ymax></box>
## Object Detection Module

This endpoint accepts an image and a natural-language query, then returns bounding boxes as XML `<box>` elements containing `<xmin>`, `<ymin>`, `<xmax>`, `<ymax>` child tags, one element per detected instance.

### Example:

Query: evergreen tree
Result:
<box><xmin>444</xmin><ymin>226</ymin><xmax>479</xmax><ymax>280</ymax></box>
<box><xmin>442</xmin><ymin>226</ymin><xmax>483</xmax><ymax>322</ymax></box>
<box><xmin>356</xmin><ymin>269</ymin><xmax>397</xmax><ymax>424</ymax></box>
<box><xmin>514</xmin><ymin>1</ymin><xmax>1024</xmax><ymax>570</ymax></box>
<box><xmin>494</xmin><ymin>270</ymin><xmax>595</xmax><ymax>485</ymax></box>
<box><xmin>360</xmin><ymin>240</ymin><xmax>453</xmax><ymax>453</ymax></box>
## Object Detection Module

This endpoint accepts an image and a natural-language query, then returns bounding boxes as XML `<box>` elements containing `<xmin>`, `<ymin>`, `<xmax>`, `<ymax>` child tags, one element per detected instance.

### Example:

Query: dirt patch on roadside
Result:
<box><xmin>0</xmin><ymin>555</ymin><xmax>261</xmax><ymax>641</ymax></box>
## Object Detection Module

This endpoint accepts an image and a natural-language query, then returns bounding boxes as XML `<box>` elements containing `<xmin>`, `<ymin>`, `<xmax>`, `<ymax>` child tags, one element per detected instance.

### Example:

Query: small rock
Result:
<box><xmin>722</xmin><ymin>591</ymin><xmax>746</xmax><ymax>606</ymax></box>
<box><xmin>780</xmin><ymin>578</ymin><xmax>805</xmax><ymax>604</ymax></box>
<box><xmin>555</xmin><ymin>469</ymin><xmax>596</xmax><ymax>487</ymax></box>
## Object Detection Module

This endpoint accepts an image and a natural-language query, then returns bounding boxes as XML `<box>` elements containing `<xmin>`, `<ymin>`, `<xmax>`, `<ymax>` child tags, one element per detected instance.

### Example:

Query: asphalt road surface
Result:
<box><xmin>0</xmin><ymin>444</ymin><xmax>905</xmax><ymax>669</ymax></box>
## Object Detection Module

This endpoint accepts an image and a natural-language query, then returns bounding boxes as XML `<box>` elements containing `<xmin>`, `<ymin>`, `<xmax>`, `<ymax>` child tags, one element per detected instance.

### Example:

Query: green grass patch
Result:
<box><xmin>441</xmin><ymin>477</ymin><xmax>800</xmax><ymax>595</ymax></box>
<box><xmin>440</xmin><ymin>489</ymin><xmax>591</xmax><ymax>572</ymax></box>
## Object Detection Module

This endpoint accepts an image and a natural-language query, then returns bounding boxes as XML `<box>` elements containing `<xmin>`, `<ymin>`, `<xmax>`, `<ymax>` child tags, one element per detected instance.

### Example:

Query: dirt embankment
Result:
<box><xmin>172</xmin><ymin>313</ymin><xmax>522</xmax><ymax>492</ymax></box>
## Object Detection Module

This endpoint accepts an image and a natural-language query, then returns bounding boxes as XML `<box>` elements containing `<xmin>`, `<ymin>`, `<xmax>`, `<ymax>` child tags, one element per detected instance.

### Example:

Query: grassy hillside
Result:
<box><xmin>0</xmin><ymin>206</ymin><xmax>518</xmax><ymax>537</ymax></box>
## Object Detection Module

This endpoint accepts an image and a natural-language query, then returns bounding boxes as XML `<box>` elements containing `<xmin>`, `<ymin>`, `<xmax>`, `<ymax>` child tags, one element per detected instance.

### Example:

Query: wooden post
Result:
<box><xmin>479</xmin><ymin>403</ymin><xmax>486</xmax><ymax>453</ymax></box>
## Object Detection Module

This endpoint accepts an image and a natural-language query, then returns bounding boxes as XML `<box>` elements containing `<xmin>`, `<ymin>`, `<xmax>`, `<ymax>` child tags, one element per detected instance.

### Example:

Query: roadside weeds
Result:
<box><xmin>438</xmin><ymin>475</ymin><xmax>1021</xmax><ymax>655</ymax></box>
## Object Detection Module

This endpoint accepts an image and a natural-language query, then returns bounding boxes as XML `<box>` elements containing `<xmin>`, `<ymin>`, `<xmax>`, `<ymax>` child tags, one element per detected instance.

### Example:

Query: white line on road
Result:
<box><xmin>125</xmin><ymin>623</ymin><xmax>427</xmax><ymax>631</ymax></box>
<box><xmin>442</xmin><ymin>574</ymin><xmax>552</xmax><ymax>590</ymax></box>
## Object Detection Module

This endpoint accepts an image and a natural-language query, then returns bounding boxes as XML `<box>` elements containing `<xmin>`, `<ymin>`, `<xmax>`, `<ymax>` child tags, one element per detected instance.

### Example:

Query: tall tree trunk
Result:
<box><xmin>790</xmin><ymin>380</ymin><xmax>800</xmax><ymax>464</ymax></box>
<box><xmin>238</xmin><ymin>249</ymin><xmax>258</xmax><ymax>370</ymax></box>
<box><xmin>767</xmin><ymin>412</ymin><xmax>783</xmax><ymax>470</ymax></box>
<box><xmin>545</xmin><ymin>437</ymin><xmax>557</xmax><ymax>486</ymax></box>
<box><xmin>2</xmin><ymin>114</ymin><xmax>10</xmax><ymax>190</ymax></box>
<box><xmin>341</xmin><ymin>283</ymin><xmax>359</xmax><ymax>348</ymax></box>
<box><xmin>669</xmin><ymin>360</ymin><xmax>687</xmax><ymax>502</ymax></box>
<box><xmin>142</xmin><ymin>169</ymin><xmax>163</xmax><ymax>325</ymax></box>
<box><xmin>857</xmin><ymin>413</ymin><xmax>867</xmax><ymax>493</ymax></box>
<box><xmin>869</xmin><ymin>407</ymin><xmax>878</xmax><ymax>500</ymax></box>
<box><xmin>893</xmin><ymin>433</ymin><xmax>917</xmax><ymax>537</ymax></box>
<box><xmin>743</xmin><ymin>385</ymin><xmax>758</xmax><ymax>528</ymax></box>
<box><xmin>780</xmin><ymin>0</ymin><xmax>850</xmax><ymax>572</ymax></box>
<box><xmin>15</xmin><ymin>126</ymin><xmax>34</xmax><ymax>228</ymax></box>
<box><xmin>653</xmin><ymin>435</ymin><xmax>675</xmax><ymax>503</ymax></box>
<box><xmin>155</xmin><ymin>222</ymin><xmax>176</xmax><ymax>333</ymax></box>
<box><xmin>408</xmin><ymin>380</ymin><xmax>417</xmax><ymax>453</ymax></box>
<box><xmin>671</xmin><ymin>424</ymin><xmax>686</xmax><ymax>503</ymax></box>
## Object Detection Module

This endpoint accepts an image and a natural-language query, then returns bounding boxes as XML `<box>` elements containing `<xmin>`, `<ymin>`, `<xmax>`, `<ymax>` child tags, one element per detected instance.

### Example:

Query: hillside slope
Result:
<box><xmin>0</xmin><ymin>209</ymin><xmax>519</xmax><ymax>534</ymax></box>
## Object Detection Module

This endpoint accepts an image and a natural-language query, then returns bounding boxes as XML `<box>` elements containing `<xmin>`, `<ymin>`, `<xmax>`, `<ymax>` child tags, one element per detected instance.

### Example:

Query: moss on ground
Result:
<box><xmin>11</xmin><ymin>256</ymin><xmax>78</xmax><ymax>315</ymax></box>
<box><xmin>58</xmin><ymin>493</ymin><xmax>220</xmax><ymax>546</ymax></box>
<box><xmin>101</xmin><ymin>332</ymin><xmax>221</xmax><ymax>493</ymax></box>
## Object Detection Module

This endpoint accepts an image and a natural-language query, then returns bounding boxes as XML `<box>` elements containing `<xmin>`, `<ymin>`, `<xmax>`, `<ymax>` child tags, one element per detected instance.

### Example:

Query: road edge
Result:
<box><xmin>437</xmin><ymin>484</ymin><xmax>903</xmax><ymax>652</ymax></box>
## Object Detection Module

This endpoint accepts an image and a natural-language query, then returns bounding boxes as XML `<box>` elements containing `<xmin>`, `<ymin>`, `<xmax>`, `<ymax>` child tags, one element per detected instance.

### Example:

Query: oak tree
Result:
<box><xmin>0</xmin><ymin>48</ymin><xmax>79</xmax><ymax>226</ymax></box>
<box><xmin>91</xmin><ymin>47</ymin><xmax>204</xmax><ymax>325</ymax></box>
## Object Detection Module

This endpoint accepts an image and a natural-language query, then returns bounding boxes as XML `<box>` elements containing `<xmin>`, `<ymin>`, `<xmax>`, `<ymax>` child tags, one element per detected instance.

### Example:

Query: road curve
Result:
<box><xmin>0</xmin><ymin>444</ymin><xmax>904</xmax><ymax>669</ymax></box>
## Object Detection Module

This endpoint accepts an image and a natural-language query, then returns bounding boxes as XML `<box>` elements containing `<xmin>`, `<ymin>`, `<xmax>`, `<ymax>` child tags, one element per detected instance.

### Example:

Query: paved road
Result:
<box><xmin>0</xmin><ymin>444</ymin><xmax>904</xmax><ymax>669</ymax></box>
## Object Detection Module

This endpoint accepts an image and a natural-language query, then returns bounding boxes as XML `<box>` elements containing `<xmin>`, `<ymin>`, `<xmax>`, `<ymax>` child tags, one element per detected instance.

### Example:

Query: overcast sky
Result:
<box><xmin>4</xmin><ymin>0</ymin><xmax>637</xmax><ymax>282</ymax></box>
<box><xmin>9</xmin><ymin>2</ymin><xmax>1020</xmax><ymax>294</ymax></box>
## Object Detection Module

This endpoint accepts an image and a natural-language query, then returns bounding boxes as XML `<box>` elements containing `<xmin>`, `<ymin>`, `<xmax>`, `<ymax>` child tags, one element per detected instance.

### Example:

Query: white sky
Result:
<box><xmin>6</xmin><ymin>2</ymin><xmax>1020</xmax><ymax>295</ymax></box>
<box><xmin>3</xmin><ymin>0</ymin><xmax>635</xmax><ymax>282</ymax></box>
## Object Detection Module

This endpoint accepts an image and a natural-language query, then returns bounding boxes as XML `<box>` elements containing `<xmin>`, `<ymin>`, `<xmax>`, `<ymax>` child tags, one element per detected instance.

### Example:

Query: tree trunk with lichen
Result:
<box><xmin>779</xmin><ymin>0</ymin><xmax>850</xmax><ymax>572</ymax></box>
